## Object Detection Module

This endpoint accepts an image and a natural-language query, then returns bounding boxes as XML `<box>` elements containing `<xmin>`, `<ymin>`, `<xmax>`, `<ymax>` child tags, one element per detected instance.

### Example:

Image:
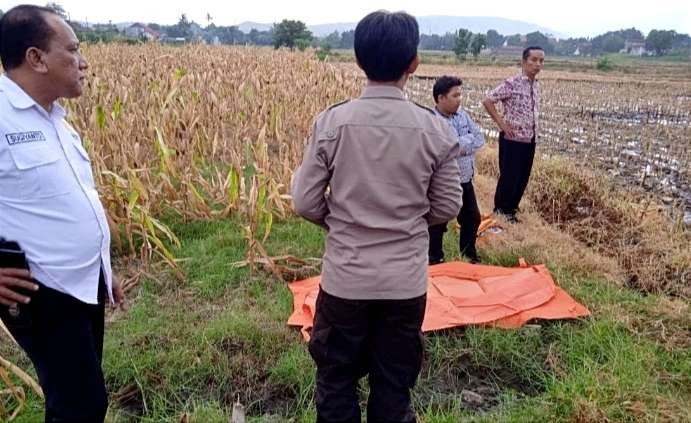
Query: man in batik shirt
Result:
<box><xmin>483</xmin><ymin>46</ymin><xmax>544</xmax><ymax>223</ymax></box>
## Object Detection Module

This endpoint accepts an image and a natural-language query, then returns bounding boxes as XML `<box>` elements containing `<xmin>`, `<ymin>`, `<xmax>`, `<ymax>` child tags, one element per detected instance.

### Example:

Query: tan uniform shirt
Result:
<box><xmin>292</xmin><ymin>85</ymin><xmax>462</xmax><ymax>300</ymax></box>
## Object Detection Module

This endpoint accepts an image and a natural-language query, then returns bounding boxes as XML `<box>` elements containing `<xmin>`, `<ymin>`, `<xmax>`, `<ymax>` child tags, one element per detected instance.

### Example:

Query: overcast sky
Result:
<box><xmin>1</xmin><ymin>0</ymin><xmax>689</xmax><ymax>37</ymax></box>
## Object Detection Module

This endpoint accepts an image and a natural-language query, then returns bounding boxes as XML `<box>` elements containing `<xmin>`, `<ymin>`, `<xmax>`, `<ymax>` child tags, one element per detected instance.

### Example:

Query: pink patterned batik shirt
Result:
<box><xmin>486</xmin><ymin>73</ymin><xmax>540</xmax><ymax>143</ymax></box>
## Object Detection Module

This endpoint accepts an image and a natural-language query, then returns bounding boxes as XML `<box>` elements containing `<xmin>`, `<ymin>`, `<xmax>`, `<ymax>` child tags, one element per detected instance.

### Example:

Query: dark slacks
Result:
<box><xmin>0</xmin><ymin>279</ymin><xmax>108</xmax><ymax>423</ymax></box>
<box><xmin>309</xmin><ymin>289</ymin><xmax>427</xmax><ymax>423</ymax></box>
<box><xmin>428</xmin><ymin>180</ymin><xmax>482</xmax><ymax>263</ymax></box>
<box><xmin>493</xmin><ymin>132</ymin><xmax>536</xmax><ymax>217</ymax></box>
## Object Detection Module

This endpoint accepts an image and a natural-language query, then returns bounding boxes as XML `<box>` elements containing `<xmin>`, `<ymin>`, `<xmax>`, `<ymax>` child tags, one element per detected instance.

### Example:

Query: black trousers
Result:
<box><xmin>428</xmin><ymin>180</ymin><xmax>482</xmax><ymax>263</ymax></box>
<box><xmin>493</xmin><ymin>132</ymin><xmax>536</xmax><ymax>216</ymax></box>
<box><xmin>309</xmin><ymin>289</ymin><xmax>427</xmax><ymax>423</ymax></box>
<box><xmin>0</xmin><ymin>279</ymin><xmax>108</xmax><ymax>423</ymax></box>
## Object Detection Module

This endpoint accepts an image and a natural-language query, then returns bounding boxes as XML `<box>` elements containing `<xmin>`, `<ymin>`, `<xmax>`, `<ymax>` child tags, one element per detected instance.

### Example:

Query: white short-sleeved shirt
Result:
<box><xmin>0</xmin><ymin>74</ymin><xmax>112</xmax><ymax>304</ymax></box>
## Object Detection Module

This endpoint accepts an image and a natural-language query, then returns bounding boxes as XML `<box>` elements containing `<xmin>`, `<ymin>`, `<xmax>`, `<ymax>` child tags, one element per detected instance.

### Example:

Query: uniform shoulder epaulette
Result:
<box><xmin>326</xmin><ymin>99</ymin><xmax>350</xmax><ymax>111</ymax></box>
<box><xmin>412</xmin><ymin>101</ymin><xmax>436</xmax><ymax>115</ymax></box>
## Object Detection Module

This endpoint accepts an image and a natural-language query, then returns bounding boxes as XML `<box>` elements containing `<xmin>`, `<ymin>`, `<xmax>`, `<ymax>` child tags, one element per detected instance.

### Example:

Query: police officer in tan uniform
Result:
<box><xmin>292</xmin><ymin>10</ymin><xmax>462</xmax><ymax>423</ymax></box>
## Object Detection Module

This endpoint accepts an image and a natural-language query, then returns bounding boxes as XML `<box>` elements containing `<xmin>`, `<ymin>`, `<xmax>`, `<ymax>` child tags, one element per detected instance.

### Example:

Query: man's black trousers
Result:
<box><xmin>428</xmin><ymin>180</ymin><xmax>482</xmax><ymax>263</ymax></box>
<box><xmin>1</xmin><ymin>279</ymin><xmax>108</xmax><ymax>423</ymax></box>
<box><xmin>493</xmin><ymin>132</ymin><xmax>536</xmax><ymax>217</ymax></box>
<box><xmin>308</xmin><ymin>289</ymin><xmax>427</xmax><ymax>423</ymax></box>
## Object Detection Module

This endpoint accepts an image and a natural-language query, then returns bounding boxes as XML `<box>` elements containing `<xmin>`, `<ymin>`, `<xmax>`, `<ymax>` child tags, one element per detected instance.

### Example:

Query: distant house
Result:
<box><xmin>623</xmin><ymin>40</ymin><xmax>646</xmax><ymax>56</ymax></box>
<box><xmin>574</xmin><ymin>42</ymin><xmax>593</xmax><ymax>56</ymax></box>
<box><xmin>124</xmin><ymin>23</ymin><xmax>160</xmax><ymax>41</ymax></box>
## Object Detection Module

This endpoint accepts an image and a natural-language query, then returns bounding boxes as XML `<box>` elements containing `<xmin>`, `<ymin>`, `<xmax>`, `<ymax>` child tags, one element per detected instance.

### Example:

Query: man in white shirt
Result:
<box><xmin>0</xmin><ymin>5</ymin><xmax>123</xmax><ymax>422</ymax></box>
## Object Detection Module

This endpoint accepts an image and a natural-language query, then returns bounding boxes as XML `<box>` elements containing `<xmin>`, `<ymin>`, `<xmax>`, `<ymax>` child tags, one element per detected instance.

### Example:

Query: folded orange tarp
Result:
<box><xmin>287</xmin><ymin>261</ymin><xmax>590</xmax><ymax>340</ymax></box>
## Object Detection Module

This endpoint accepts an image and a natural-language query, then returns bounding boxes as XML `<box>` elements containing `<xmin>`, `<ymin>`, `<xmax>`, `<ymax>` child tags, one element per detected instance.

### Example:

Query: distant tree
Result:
<box><xmin>555</xmin><ymin>37</ymin><xmax>590</xmax><ymax>56</ymax></box>
<box><xmin>671</xmin><ymin>32</ymin><xmax>691</xmax><ymax>50</ymax></box>
<box><xmin>526</xmin><ymin>31</ymin><xmax>552</xmax><ymax>52</ymax></box>
<box><xmin>321</xmin><ymin>30</ymin><xmax>341</xmax><ymax>49</ymax></box>
<box><xmin>592</xmin><ymin>30</ymin><xmax>626</xmax><ymax>54</ymax></box>
<box><xmin>45</xmin><ymin>2</ymin><xmax>68</xmax><ymax>20</ymax></box>
<box><xmin>206</xmin><ymin>13</ymin><xmax>212</xmax><ymax>28</ymax></box>
<box><xmin>247</xmin><ymin>28</ymin><xmax>273</xmax><ymax>46</ymax></box>
<box><xmin>622</xmin><ymin>28</ymin><xmax>644</xmax><ymax>41</ymax></box>
<box><xmin>646</xmin><ymin>29</ymin><xmax>676</xmax><ymax>55</ymax></box>
<box><xmin>470</xmin><ymin>33</ymin><xmax>487</xmax><ymax>57</ymax></box>
<box><xmin>295</xmin><ymin>37</ymin><xmax>312</xmax><ymax>51</ymax></box>
<box><xmin>418</xmin><ymin>32</ymin><xmax>457</xmax><ymax>51</ymax></box>
<box><xmin>167</xmin><ymin>14</ymin><xmax>193</xmax><ymax>39</ymax></box>
<box><xmin>248</xmin><ymin>28</ymin><xmax>260</xmax><ymax>43</ymax></box>
<box><xmin>506</xmin><ymin>34</ymin><xmax>523</xmax><ymax>46</ymax></box>
<box><xmin>440</xmin><ymin>32</ymin><xmax>457</xmax><ymax>50</ymax></box>
<box><xmin>486</xmin><ymin>29</ymin><xmax>504</xmax><ymax>48</ymax></box>
<box><xmin>420</xmin><ymin>34</ymin><xmax>442</xmax><ymax>50</ymax></box>
<box><xmin>76</xmin><ymin>20</ymin><xmax>121</xmax><ymax>43</ymax></box>
<box><xmin>602</xmin><ymin>34</ymin><xmax>626</xmax><ymax>53</ymax></box>
<box><xmin>272</xmin><ymin>19</ymin><xmax>312</xmax><ymax>49</ymax></box>
<box><xmin>339</xmin><ymin>29</ymin><xmax>354</xmax><ymax>49</ymax></box>
<box><xmin>602</xmin><ymin>34</ymin><xmax>625</xmax><ymax>53</ymax></box>
<box><xmin>214</xmin><ymin>25</ymin><xmax>243</xmax><ymax>44</ymax></box>
<box><xmin>454</xmin><ymin>28</ymin><xmax>472</xmax><ymax>60</ymax></box>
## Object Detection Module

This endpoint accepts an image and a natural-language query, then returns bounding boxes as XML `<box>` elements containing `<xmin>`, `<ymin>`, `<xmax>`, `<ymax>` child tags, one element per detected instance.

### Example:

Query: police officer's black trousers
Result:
<box><xmin>428</xmin><ymin>180</ymin><xmax>482</xmax><ymax>263</ymax></box>
<box><xmin>308</xmin><ymin>289</ymin><xmax>427</xmax><ymax>423</ymax></box>
<box><xmin>494</xmin><ymin>133</ymin><xmax>536</xmax><ymax>217</ymax></box>
<box><xmin>1</xmin><ymin>279</ymin><xmax>108</xmax><ymax>423</ymax></box>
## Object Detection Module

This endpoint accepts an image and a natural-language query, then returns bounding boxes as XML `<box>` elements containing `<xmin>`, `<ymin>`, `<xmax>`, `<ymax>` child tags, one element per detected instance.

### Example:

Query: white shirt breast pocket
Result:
<box><xmin>6</xmin><ymin>146</ymin><xmax>72</xmax><ymax>200</ymax></box>
<box><xmin>70</xmin><ymin>141</ymin><xmax>96</xmax><ymax>189</ymax></box>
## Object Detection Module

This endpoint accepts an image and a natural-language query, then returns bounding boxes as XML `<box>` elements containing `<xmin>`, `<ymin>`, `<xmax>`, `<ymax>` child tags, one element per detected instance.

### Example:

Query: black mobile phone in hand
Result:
<box><xmin>0</xmin><ymin>239</ymin><xmax>34</xmax><ymax>328</ymax></box>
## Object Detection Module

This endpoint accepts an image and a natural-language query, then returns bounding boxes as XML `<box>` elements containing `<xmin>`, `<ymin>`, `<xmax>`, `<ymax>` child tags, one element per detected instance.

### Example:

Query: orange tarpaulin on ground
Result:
<box><xmin>287</xmin><ymin>261</ymin><xmax>590</xmax><ymax>340</ymax></box>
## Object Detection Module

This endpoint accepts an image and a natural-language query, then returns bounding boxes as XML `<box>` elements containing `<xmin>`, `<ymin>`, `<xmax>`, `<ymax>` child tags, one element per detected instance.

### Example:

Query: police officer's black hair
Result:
<box><xmin>354</xmin><ymin>10</ymin><xmax>419</xmax><ymax>82</ymax></box>
<box><xmin>0</xmin><ymin>5</ymin><xmax>59</xmax><ymax>70</ymax></box>
<box><xmin>432</xmin><ymin>75</ymin><xmax>463</xmax><ymax>103</ymax></box>
<box><xmin>522</xmin><ymin>46</ymin><xmax>544</xmax><ymax>60</ymax></box>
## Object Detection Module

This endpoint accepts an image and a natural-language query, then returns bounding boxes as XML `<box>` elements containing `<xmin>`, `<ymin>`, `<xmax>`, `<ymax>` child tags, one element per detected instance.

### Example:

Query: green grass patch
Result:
<box><xmin>3</xmin><ymin>217</ymin><xmax>688</xmax><ymax>422</ymax></box>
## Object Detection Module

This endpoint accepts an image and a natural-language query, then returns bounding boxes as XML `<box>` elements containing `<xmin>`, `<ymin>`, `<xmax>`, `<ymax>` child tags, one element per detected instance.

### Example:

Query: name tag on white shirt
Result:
<box><xmin>5</xmin><ymin>131</ymin><xmax>47</xmax><ymax>145</ymax></box>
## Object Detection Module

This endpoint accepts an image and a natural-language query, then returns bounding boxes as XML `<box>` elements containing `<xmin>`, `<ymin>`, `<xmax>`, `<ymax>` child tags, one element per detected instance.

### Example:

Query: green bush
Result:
<box><xmin>315</xmin><ymin>45</ymin><xmax>331</xmax><ymax>61</ymax></box>
<box><xmin>596</xmin><ymin>56</ymin><xmax>614</xmax><ymax>71</ymax></box>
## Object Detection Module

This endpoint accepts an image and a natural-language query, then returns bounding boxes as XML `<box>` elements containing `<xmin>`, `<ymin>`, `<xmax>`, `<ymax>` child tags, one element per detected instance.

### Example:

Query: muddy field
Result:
<box><xmin>399</xmin><ymin>64</ymin><xmax>691</xmax><ymax>226</ymax></box>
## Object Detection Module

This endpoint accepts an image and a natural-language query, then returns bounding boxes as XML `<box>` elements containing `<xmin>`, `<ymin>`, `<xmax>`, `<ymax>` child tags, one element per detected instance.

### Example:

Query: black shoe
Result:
<box><xmin>494</xmin><ymin>209</ymin><xmax>519</xmax><ymax>224</ymax></box>
<box><xmin>429</xmin><ymin>257</ymin><xmax>445</xmax><ymax>265</ymax></box>
<box><xmin>462</xmin><ymin>253</ymin><xmax>481</xmax><ymax>264</ymax></box>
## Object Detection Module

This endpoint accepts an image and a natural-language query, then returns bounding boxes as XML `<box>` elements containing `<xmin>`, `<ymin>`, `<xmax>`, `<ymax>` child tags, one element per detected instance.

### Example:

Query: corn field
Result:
<box><xmin>66</xmin><ymin>45</ymin><xmax>364</xmax><ymax>267</ymax></box>
<box><xmin>71</xmin><ymin>46</ymin><xmax>691</xmax><ymax>263</ymax></box>
<box><xmin>69</xmin><ymin>44</ymin><xmax>690</xmax><ymax>285</ymax></box>
<box><xmin>43</xmin><ymin>43</ymin><xmax>691</xmax><ymax>266</ymax></box>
